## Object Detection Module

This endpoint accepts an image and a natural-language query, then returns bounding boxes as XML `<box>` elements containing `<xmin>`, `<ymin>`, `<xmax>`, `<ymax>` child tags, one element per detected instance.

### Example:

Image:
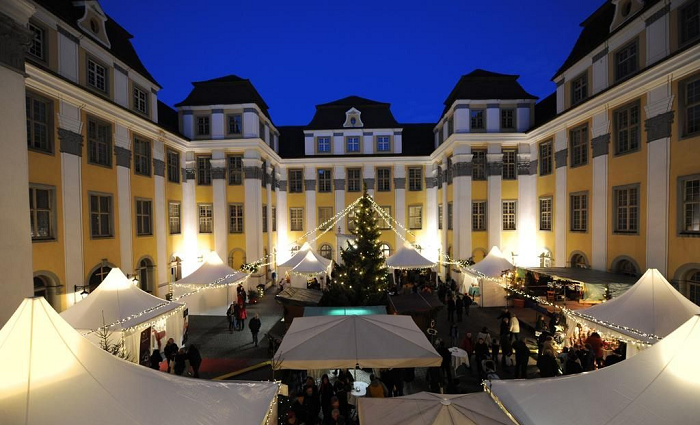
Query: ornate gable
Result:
<box><xmin>74</xmin><ymin>1</ymin><xmax>111</xmax><ymax>48</ymax></box>
<box><xmin>343</xmin><ymin>107</ymin><xmax>363</xmax><ymax>128</ymax></box>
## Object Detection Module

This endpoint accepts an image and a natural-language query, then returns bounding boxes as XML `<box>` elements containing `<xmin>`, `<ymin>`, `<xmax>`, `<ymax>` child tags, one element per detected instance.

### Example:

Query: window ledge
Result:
<box><xmin>32</xmin><ymin>238</ymin><xmax>57</xmax><ymax>243</ymax></box>
<box><xmin>679</xmin><ymin>232</ymin><xmax>700</xmax><ymax>238</ymax></box>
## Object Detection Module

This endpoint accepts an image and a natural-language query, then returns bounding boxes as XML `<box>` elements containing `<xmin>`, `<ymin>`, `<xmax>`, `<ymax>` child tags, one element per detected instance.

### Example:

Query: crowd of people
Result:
<box><xmin>149</xmin><ymin>338</ymin><xmax>203</xmax><ymax>377</ymax></box>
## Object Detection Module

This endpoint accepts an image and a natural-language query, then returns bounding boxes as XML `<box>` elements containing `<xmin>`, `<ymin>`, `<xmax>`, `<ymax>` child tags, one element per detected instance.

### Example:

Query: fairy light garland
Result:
<box><xmin>483</xmin><ymin>381</ymin><xmax>521</xmax><ymax>425</ymax></box>
<box><xmin>263</xmin><ymin>380</ymin><xmax>282</xmax><ymax>425</ymax></box>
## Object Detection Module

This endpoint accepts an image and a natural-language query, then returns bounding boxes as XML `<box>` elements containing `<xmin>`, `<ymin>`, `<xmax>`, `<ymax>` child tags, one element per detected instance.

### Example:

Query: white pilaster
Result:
<box><xmin>425</xmin><ymin>163</ymin><xmax>439</xmax><ymax>257</ymax></box>
<box><xmin>113</xmin><ymin>67</ymin><xmax>128</xmax><ymax>108</ymax></box>
<box><xmin>645</xmin><ymin>83</ymin><xmax>674</xmax><ymax>275</ymax></box>
<box><xmin>554</xmin><ymin>130</ymin><xmax>568</xmax><ymax>267</ymax></box>
<box><xmin>454</xmin><ymin>105</ymin><xmax>470</xmax><ymax>133</ymax></box>
<box><xmin>181</xmin><ymin>152</ymin><xmax>198</xmax><ymax>275</ymax></box>
<box><xmin>516</xmin><ymin>104</ymin><xmax>531</xmax><ymax>132</ymax></box>
<box><xmin>182</xmin><ymin>112</ymin><xmax>194</xmax><ymax>139</ymax></box>
<box><xmin>453</xmin><ymin>146</ymin><xmax>473</xmax><ymax>260</ymax></box>
<box><xmin>394</xmin><ymin>165</ymin><xmax>406</xmax><ymax>248</ymax></box>
<box><xmin>153</xmin><ymin>140</ymin><xmax>167</xmax><ymax>295</ymax></box>
<box><xmin>333</xmin><ymin>132</ymin><xmax>344</xmax><ymax>155</ymax></box>
<box><xmin>555</xmin><ymin>80</ymin><xmax>565</xmax><ymax>113</ymax></box>
<box><xmin>646</xmin><ymin>8</ymin><xmax>670</xmax><ymax>66</ymax></box>
<box><xmin>211</xmin><ymin>109</ymin><xmax>224</xmax><ymax>140</ymax></box>
<box><xmin>57</xmin><ymin>27</ymin><xmax>79</xmax><ymax>83</ymax></box>
<box><xmin>517</xmin><ymin>144</ymin><xmax>537</xmax><ymax>266</ymax></box>
<box><xmin>441</xmin><ymin>159</ymin><xmax>449</xmax><ymax>271</ymax></box>
<box><xmin>591</xmin><ymin>112</ymin><xmax>610</xmax><ymax>271</ymax></box>
<box><xmin>305</xmin><ymin>166</ymin><xmax>317</xmax><ymax>249</ymax></box>
<box><xmin>276</xmin><ymin>167</ymin><xmax>289</xmax><ymax>262</ymax></box>
<box><xmin>334</xmin><ymin>166</ymin><xmax>346</xmax><ymax>235</ymax></box>
<box><xmin>486</xmin><ymin>105</ymin><xmax>500</xmax><ymax>133</ymax></box>
<box><xmin>211</xmin><ymin>150</ymin><xmax>227</xmax><ymax>263</ymax></box>
<box><xmin>304</xmin><ymin>133</ymin><xmax>314</xmax><ymax>156</ymax></box>
<box><xmin>243</xmin><ymin>150</ymin><xmax>263</xmax><ymax>285</ymax></box>
<box><xmin>363</xmin><ymin>132</ymin><xmax>373</xmax><ymax>155</ymax></box>
<box><xmin>487</xmin><ymin>146</ymin><xmax>502</xmax><ymax>251</ymax></box>
<box><xmin>114</xmin><ymin>124</ymin><xmax>133</xmax><ymax>274</ymax></box>
<box><xmin>592</xmin><ymin>51</ymin><xmax>609</xmax><ymax>95</ymax></box>
<box><xmin>266</xmin><ymin>163</ymin><xmax>273</xmax><ymax>268</ymax></box>
<box><xmin>363</xmin><ymin>166</ymin><xmax>375</xmax><ymax>197</ymax></box>
<box><xmin>393</xmin><ymin>131</ymin><xmax>403</xmax><ymax>154</ymax></box>
<box><xmin>243</xmin><ymin>109</ymin><xmax>259</xmax><ymax>139</ymax></box>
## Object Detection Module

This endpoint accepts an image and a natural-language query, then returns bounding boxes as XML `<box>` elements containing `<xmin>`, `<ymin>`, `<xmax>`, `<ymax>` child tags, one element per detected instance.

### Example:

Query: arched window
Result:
<box><xmin>380</xmin><ymin>243</ymin><xmax>392</xmax><ymax>258</ymax></box>
<box><xmin>228</xmin><ymin>249</ymin><xmax>246</xmax><ymax>270</ymax></box>
<box><xmin>319</xmin><ymin>244</ymin><xmax>333</xmax><ymax>260</ymax></box>
<box><xmin>687</xmin><ymin>271</ymin><xmax>700</xmax><ymax>305</ymax></box>
<box><xmin>615</xmin><ymin>258</ymin><xmax>638</xmax><ymax>277</ymax></box>
<box><xmin>472</xmin><ymin>248</ymin><xmax>487</xmax><ymax>263</ymax></box>
<box><xmin>34</xmin><ymin>275</ymin><xmax>59</xmax><ymax>310</ymax></box>
<box><xmin>136</xmin><ymin>257</ymin><xmax>154</xmax><ymax>293</ymax></box>
<box><xmin>88</xmin><ymin>263</ymin><xmax>112</xmax><ymax>292</ymax></box>
<box><xmin>570</xmin><ymin>253</ymin><xmax>589</xmax><ymax>269</ymax></box>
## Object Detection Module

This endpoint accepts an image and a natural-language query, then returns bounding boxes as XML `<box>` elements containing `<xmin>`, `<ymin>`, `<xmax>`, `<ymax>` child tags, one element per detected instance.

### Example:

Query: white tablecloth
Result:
<box><xmin>348</xmin><ymin>381</ymin><xmax>369</xmax><ymax>405</ymax></box>
<box><xmin>449</xmin><ymin>347</ymin><xmax>470</xmax><ymax>373</ymax></box>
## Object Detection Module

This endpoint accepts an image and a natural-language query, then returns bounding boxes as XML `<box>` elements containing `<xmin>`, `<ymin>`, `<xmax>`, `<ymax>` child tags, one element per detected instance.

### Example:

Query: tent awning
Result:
<box><xmin>275</xmin><ymin>287</ymin><xmax>323</xmax><ymax>307</ymax></box>
<box><xmin>358</xmin><ymin>392</ymin><xmax>514</xmax><ymax>425</ymax></box>
<box><xmin>2</xmin><ymin>298</ymin><xmax>279</xmax><ymax>425</ymax></box>
<box><xmin>386</xmin><ymin>243</ymin><xmax>436</xmax><ymax>269</ymax></box>
<box><xmin>489</xmin><ymin>314</ymin><xmax>700</xmax><ymax>425</ymax></box>
<box><xmin>291</xmin><ymin>250</ymin><xmax>332</xmax><ymax>275</ymax></box>
<box><xmin>173</xmin><ymin>252</ymin><xmax>247</xmax><ymax>286</ymax></box>
<box><xmin>278</xmin><ymin>242</ymin><xmax>332</xmax><ymax>269</ymax></box>
<box><xmin>466</xmin><ymin>246</ymin><xmax>514</xmax><ymax>277</ymax></box>
<box><xmin>273</xmin><ymin>314</ymin><xmax>441</xmax><ymax>370</ymax></box>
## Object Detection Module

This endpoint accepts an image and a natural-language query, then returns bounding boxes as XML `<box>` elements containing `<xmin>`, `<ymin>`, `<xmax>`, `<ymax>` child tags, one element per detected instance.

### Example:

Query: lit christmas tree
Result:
<box><xmin>321</xmin><ymin>190</ymin><xmax>389</xmax><ymax>306</ymax></box>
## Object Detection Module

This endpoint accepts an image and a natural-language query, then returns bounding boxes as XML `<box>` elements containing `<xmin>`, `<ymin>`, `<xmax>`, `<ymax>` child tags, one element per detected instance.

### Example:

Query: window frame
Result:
<box><xmin>228</xmin><ymin>203</ymin><xmax>244</xmax><ymax>234</ymax></box>
<box><xmin>375</xmin><ymin>135</ymin><xmax>391</xmax><ymax>152</ymax></box>
<box><xmin>500</xmin><ymin>108</ymin><xmax>516</xmax><ymax>131</ymax></box>
<box><xmin>227</xmin><ymin>114</ymin><xmax>243</xmax><ymax>136</ymax></box>
<box><xmin>196</xmin><ymin>155</ymin><xmax>212</xmax><ymax>186</ymax></box>
<box><xmin>318</xmin><ymin>206</ymin><xmax>334</xmax><ymax>231</ymax></box>
<box><xmin>539</xmin><ymin>196</ymin><xmax>553</xmax><ymax>231</ymax></box>
<box><xmin>614</xmin><ymin>38</ymin><xmax>639</xmax><ymax>83</ymax></box>
<box><xmin>316</xmin><ymin>136</ymin><xmax>331</xmax><ymax>154</ymax></box>
<box><xmin>570</xmin><ymin>72</ymin><xmax>588</xmax><ymax>106</ymax></box>
<box><xmin>345</xmin><ymin>136</ymin><xmax>361</xmax><ymax>153</ymax></box>
<box><xmin>26</xmin><ymin>91</ymin><xmax>54</xmax><ymax>155</ymax></box>
<box><xmin>376</xmin><ymin>205</ymin><xmax>391</xmax><ymax>230</ymax></box>
<box><xmin>502</xmin><ymin>149</ymin><xmax>517</xmax><ymax>180</ymax></box>
<box><xmin>678</xmin><ymin>174</ymin><xmax>700</xmax><ymax>236</ymax></box>
<box><xmin>262</xmin><ymin>205</ymin><xmax>268</xmax><ymax>233</ymax></box>
<box><xmin>569</xmin><ymin>124</ymin><xmax>589</xmax><ymax>168</ymax></box>
<box><xmin>89</xmin><ymin>192</ymin><xmax>114</xmax><ymax>239</ymax></box>
<box><xmin>502</xmin><ymin>200</ymin><xmax>517</xmax><ymax>231</ymax></box>
<box><xmin>539</xmin><ymin>140</ymin><xmax>553</xmax><ymax>176</ymax></box>
<box><xmin>198</xmin><ymin>203</ymin><xmax>213</xmax><ymax>233</ymax></box>
<box><xmin>87</xmin><ymin>116</ymin><xmax>112</xmax><ymax>167</ymax></box>
<box><xmin>613</xmin><ymin>184</ymin><xmax>640</xmax><ymax>234</ymax></box>
<box><xmin>272</xmin><ymin>206</ymin><xmax>277</xmax><ymax>231</ymax></box>
<box><xmin>290</xmin><ymin>207</ymin><xmax>304</xmax><ymax>232</ymax></box>
<box><xmin>86</xmin><ymin>54</ymin><xmax>109</xmax><ymax>95</ymax></box>
<box><xmin>570</xmin><ymin>191</ymin><xmax>589</xmax><ymax>232</ymax></box>
<box><xmin>195</xmin><ymin>115</ymin><xmax>211</xmax><ymax>137</ymax></box>
<box><xmin>408</xmin><ymin>205</ymin><xmax>423</xmax><ymax>230</ymax></box>
<box><xmin>133</xmin><ymin>137</ymin><xmax>151</xmax><ymax>176</ymax></box>
<box><xmin>319</xmin><ymin>244</ymin><xmax>333</xmax><ymax>260</ymax></box>
<box><xmin>408</xmin><ymin>167</ymin><xmax>423</xmax><ymax>191</ymax></box>
<box><xmin>376</xmin><ymin>167</ymin><xmax>391</xmax><ymax>192</ymax></box>
<box><xmin>317</xmin><ymin>168</ymin><xmax>332</xmax><ymax>193</ymax></box>
<box><xmin>29</xmin><ymin>183</ymin><xmax>56</xmax><ymax>241</ymax></box>
<box><xmin>472</xmin><ymin>149</ymin><xmax>487</xmax><ymax>180</ymax></box>
<box><xmin>679</xmin><ymin>0</ymin><xmax>700</xmax><ymax>48</ymax></box>
<box><xmin>135</xmin><ymin>198</ymin><xmax>153</xmax><ymax>236</ymax></box>
<box><xmin>166</xmin><ymin>149</ymin><xmax>180</xmax><ymax>183</ymax></box>
<box><xmin>470</xmin><ymin>109</ymin><xmax>486</xmax><ymax>131</ymax></box>
<box><xmin>132</xmin><ymin>84</ymin><xmax>149</xmax><ymax>116</ymax></box>
<box><xmin>168</xmin><ymin>201</ymin><xmax>181</xmax><ymax>234</ymax></box>
<box><xmin>27</xmin><ymin>21</ymin><xmax>47</xmax><ymax>63</ymax></box>
<box><xmin>680</xmin><ymin>73</ymin><xmax>700</xmax><ymax>138</ymax></box>
<box><xmin>288</xmin><ymin>169</ymin><xmax>304</xmax><ymax>193</ymax></box>
<box><xmin>613</xmin><ymin>100</ymin><xmax>641</xmax><ymax>156</ymax></box>
<box><xmin>347</xmin><ymin>168</ymin><xmax>362</xmax><ymax>192</ymax></box>
<box><xmin>472</xmin><ymin>201</ymin><xmax>487</xmax><ymax>231</ymax></box>
<box><xmin>447</xmin><ymin>202</ymin><xmax>453</xmax><ymax>230</ymax></box>
<box><xmin>227</xmin><ymin>155</ymin><xmax>243</xmax><ymax>185</ymax></box>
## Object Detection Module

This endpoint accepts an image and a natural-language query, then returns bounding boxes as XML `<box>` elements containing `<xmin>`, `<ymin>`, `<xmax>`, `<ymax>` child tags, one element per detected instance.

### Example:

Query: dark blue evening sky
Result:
<box><xmin>102</xmin><ymin>0</ymin><xmax>602</xmax><ymax>126</ymax></box>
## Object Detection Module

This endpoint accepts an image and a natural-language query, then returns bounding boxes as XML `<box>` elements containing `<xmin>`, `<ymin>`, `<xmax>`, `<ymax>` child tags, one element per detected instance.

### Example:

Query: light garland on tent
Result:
<box><xmin>82</xmin><ymin>301</ymin><xmax>187</xmax><ymax>337</ymax></box>
<box><xmin>264</xmin><ymin>381</ymin><xmax>282</xmax><ymax>425</ymax></box>
<box><xmin>483</xmin><ymin>381</ymin><xmax>522</xmax><ymax>425</ymax></box>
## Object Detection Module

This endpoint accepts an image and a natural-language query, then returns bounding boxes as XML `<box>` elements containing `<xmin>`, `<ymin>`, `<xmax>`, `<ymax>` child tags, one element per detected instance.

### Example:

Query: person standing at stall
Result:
<box><xmin>455</xmin><ymin>295</ymin><xmax>464</xmax><ymax>323</ymax></box>
<box><xmin>238</xmin><ymin>303</ymin><xmax>248</xmax><ymax>332</ymax></box>
<box><xmin>249</xmin><ymin>313</ymin><xmax>261</xmax><ymax>347</ymax></box>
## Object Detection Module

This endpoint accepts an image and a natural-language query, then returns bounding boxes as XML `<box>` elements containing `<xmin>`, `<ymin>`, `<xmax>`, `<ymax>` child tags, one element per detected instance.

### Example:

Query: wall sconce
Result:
<box><xmin>74</xmin><ymin>284</ymin><xmax>90</xmax><ymax>299</ymax></box>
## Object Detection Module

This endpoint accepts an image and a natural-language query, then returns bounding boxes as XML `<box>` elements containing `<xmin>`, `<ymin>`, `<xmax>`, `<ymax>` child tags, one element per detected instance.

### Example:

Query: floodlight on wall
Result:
<box><xmin>74</xmin><ymin>284</ymin><xmax>89</xmax><ymax>299</ymax></box>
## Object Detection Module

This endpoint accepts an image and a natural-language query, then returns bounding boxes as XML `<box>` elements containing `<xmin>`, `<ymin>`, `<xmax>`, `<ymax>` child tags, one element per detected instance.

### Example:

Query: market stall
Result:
<box><xmin>277</xmin><ymin>242</ymin><xmax>332</xmax><ymax>289</ymax></box>
<box><xmin>1</xmin><ymin>298</ymin><xmax>279</xmax><ymax>425</ymax></box>
<box><xmin>358</xmin><ymin>392</ymin><xmax>513</xmax><ymax>425</ymax></box>
<box><xmin>461</xmin><ymin>246</ymin><xmax>513</xmax><ymax>307</ymax></box>
<box><xmin>566</xmin><ymin>268</ymin><xmax>700</xmax><ymax>357</ymax></box>
<box><xmin>488</xmin><ymin>314</ymin><xmax>700</xmax><ymax>425</ymax></box>
<box><xmin>272</xmin><ymin>314</ymin><xmax>441</xmax><ymax>371</ymax></box>
<box><xmin>60</xmin><ymin>268</ymin><xmax>185</xmax><ymax>364</ymax></box>
<box><xmin>171</xmin><ymin>252</ymin><xmax>248</xmax><ymax>316</ymax></box>
<box><xmin>523</xmin><ymin>266</ymin><xmax>636</xmax><ymax>303</ymax></box>
<box><xmin>386</xmin><ymin>242</ymin><xmax>437</xmax><ymax>270</ymax></box>
<box><xmin>388</xmin><ymin>292</ymin><xmax>443</xmax><ymax>331</ymax></box>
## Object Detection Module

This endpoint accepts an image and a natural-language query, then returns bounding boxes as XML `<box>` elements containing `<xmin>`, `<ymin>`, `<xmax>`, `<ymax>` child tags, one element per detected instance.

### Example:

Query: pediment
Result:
<box><xmin>343</xmin><ymin>107</ymin><xmax>363</xmax><ymax>128</ymax></box>
<box><xmin>74</xmin><ymin>1</ymin><xmax>111</xmax><ymax>48</ymax></box>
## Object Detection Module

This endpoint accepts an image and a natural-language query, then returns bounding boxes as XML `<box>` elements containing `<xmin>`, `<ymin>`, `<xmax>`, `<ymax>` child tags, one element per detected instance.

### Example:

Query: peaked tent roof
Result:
<box><xmin>291</xmin><ymin>250</ymin><xmax>332</xmax><ymax>275</ymax></box>
<box><xmin>489</xmin><ymin>314</ymin><xmax>700</xmax><ymax>425</ymax></box>
<box><xmin>469</xmin><ymin>246</ymin><xmax>514</xmax><ymax>278</ymax></box>
<box><xmin>278</xmin><ymin>242</ymin><xmax>332</xmax><ymax>269</ymax></box>
<box><xmin>358</xmin><ymin>392</ymin><xmax>514</xmax><ymax>425</ymax></box>
<box><xmin>0</xmin><ymin>298</ymin><xmax>278</xmax><ymax>425</ymax></box>
<box><xmin>60</xmin><ymin>268</ymin><xmax>182</xmax><ymax>332</ymax></box>
<box><xmin>386</xmin><ymin>243</ymin><xmax>437</xmax><ymax>269</ymax></box>
<box><xmin>273</xmin><ymin>314</ymin><xmax>441</xmax><ymax>370</ymax></box>
<box><xmin>174</xmin><ymin>252</ymin><xmax>248</xmax><ymax>286</ymax></box>
<box><xmin>570</xmin><ymin>268</ymin><xmax>700</xmax><ymax>342</ymax></box>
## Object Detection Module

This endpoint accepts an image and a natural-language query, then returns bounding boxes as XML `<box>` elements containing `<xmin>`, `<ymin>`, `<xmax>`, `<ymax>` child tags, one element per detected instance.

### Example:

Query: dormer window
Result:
<box><xmin>614</xmin><ymin>39</ymin><xmax>638</xmax><ymax>82</ymax></box>
<box><xmin>76</xmin><ymin>1</ymin><xmax>111</xmax><ymax>48</ymax></box>
<box><xmin>680</xmin><ymin>0</ymin><xmax>700</xmax><ymax>47</ymax></box>
<box><xmin>571</xmin><ymin>73</ymin><xmax>588</xmax><ymax>106</ymax></box>
<box><xmin>343</xmin><ymin>108</ymin><xmax>363</xmax><ymax>128</ymax></box>
<box><xmin>620</xmin><ymin>0</ymin><xmax>631</xmax><ymax>17</ymax></box>
<box><xmin>132</xmin><ymin>85</ymin><xmax>149</xmax><ymax>115</ymax></box>
<box><xmin>470</xmin><ymin>109</ymin><xmax>485</xmax><ymax>131</ymax></box>
<box><xmin>27</xmin><ymin>22</ymin><xmax>46</xmax><ymax>63</ymax></box>
<box><xmin>90</xmin><ymin>19</ymin><xmax>99</xmax><ymax>34</ymax></box>
<box><xmin>346</xmin><ymin>136</ymin><xmax>360</xmax><ymax>153</ymax></box>
<box><xmin>196</xmin><ymin>116</ymin><xmax>210</xmax><ymax>136</ymax></box>
<box><xmin>87</xmin><ymin>56</ymin><xmax>108</xmax><ymax>94</ymax></box>
<box><xmin>610</xmin><ymin>0</ymin><xmax>642</xmax><ymax>32</ymax></box>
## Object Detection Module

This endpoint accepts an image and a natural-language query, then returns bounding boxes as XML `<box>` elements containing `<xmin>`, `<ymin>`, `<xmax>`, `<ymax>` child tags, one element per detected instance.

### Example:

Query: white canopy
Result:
<box><xmin>386</xmin><ymin>242</ymin><xmax>437</xmax><ymax>269</ymax></box>
<box><xmin>470</xmin><ymin>246</ymin><xmax>514</xmax><ymax>277</ymax></box>
<box><xmin>0</xmin><ymin>298</ymin><xmax>279</xmax><ymax>425</ymax></box>
<box><xmin>60</xmin><ymin>268</ymin><xmax>183</xmax><ymax>332</ymax></box>
<box><xmin>172</xmin><ymin>252</ymin><xmax>248</xmax><ymax>316</ymax></box>
<box><xmin>358</xmin><ymin>392</ymin><xmax>514</xmax><ymax>425</ymax></box>
<box><xmin>569</xmin><ymin>268</ymin><xmax>700</xmax><ymax>344</ymax></box>
<box><xmin>278</xmin><ymin>243</ymin><xmax>333</xmax><ymax>289</ymax></box>
<box><xmin>273</xmin><ymin>314</ymin><xmax>441</xmax><ymax>370</ymax></box>
<box><xmin>292</xmin><ymin>250</ymin><xmax>332</xmax><ymax>275</ymax></box>
<box><xmin>489</xmin><ymin>314</ymin><xmax>700</xmax><ymax>425</ymax></box>
<box><xmin>278</xmin><ymin>242</ymin><xmax>332</xmax><ymax>269</ymax></box>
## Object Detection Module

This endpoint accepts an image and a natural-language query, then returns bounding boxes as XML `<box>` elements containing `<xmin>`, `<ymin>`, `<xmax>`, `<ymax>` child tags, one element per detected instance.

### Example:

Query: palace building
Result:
<box><xmin>1</xmin><ymin>0</ymin><xmax>699</xmax><ymax>325</ymax></box>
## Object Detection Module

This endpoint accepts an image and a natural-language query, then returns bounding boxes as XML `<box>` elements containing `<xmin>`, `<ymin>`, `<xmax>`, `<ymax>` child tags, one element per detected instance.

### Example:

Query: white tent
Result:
<box><xmin>461</xmin><ymin>247</ymin><xmax>512</xmax><ymax>307</ymax></box>
<box><xmin>60</xmin><ymin>268</ymin><xmax>185</xmax><ymax>364</ymax></box>
<box><xmin>566</xmin><ymin>268</ymin><xmax>700</xmax><ymax>355</ymax></box>
<box><xmin>489</xmin><ymin>314</ymin><xmax>700</xmax><ymax>425</ymax></box>
<box><xmin>278</xmin><ymin>242</ymin><xmax>332</xmax><ymax>289</ymax></box>
<box><xmin>171</xmin><ymin>252</ymin><xmax>248</xmax><ymax>316</ymax></box>
<box><xmin>0</xmin><ymin>297</ymin><xmax>279</xmax><ymax>425</ymax></box>
<box><xmin>273</xmin><ymin>314</ymin><xmax>441</xmax><ymax>370</ymax></box>
<box><xmin>358</xmin><ymin>392</ymin><xmax>514</xmax><ymax>425</ymax></box>
<box><xmin>386</xmin><ymin>242</ymin><xmax>437</xmax><ymax>269</ymax></box>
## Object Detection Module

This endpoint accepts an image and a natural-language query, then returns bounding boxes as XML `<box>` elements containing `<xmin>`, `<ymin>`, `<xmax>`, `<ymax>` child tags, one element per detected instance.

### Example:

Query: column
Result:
<box><xmin>645</xmin><ymin>4</ymin><xmax>670</xmax><ymax>66</ymax></box>
<box><xmin>591</xmin><ymin>112</ymin><xmax>610</xmax><ymax>271</ymax></box>
<box><xmin>453</xmin><ymin>147</ymin><xmax>472</xmax><ymax>259</ymax></box>
<box><xmin>516</xmin><ymin>103</ymin><xmax>531</xmax><ymax>132</ymax></box>
<box><xmin>114</xmin><ymin>124</ymin><xmax>133</xmax><ymax>274</ymax></box>
<box><xmin>487</xmin><ymin>146</ymin><xmax>502</xmax><ymax>251</ymax></box>
<box><xmin>517</xmin><ymin>144</ymin><xmax>537</xmax><ymax>265</ymax></box>
<box><xmin>440</xmin><ymin>159</ymin><xmax>449</xmax><ymax>273</ymax></box>
<box><xmin>153</xmin><ymin>140</ymin><xmax>168</xmax><ymax>295</ymax></box>
<box><xmin>57</xmin><ymin>101</ymin><xmax>84</xmax><ymax>306</ymax></box>
<box><xmin>363</xmin><ymin>131</ymin><xmax>373</xmax><ymax>155</ymax></box>
<box><xmin>266</xmin><ymin>163</ymin><xmax>273</xmax><ymax>271</ymax></box>
<box><xmin>276</xmin><ymin>167</ymin><xmax>289</xmax><ymax>262</ymax></box>
<box><xmin>425</xmin><ymin>163</ymin><xmax>439</xmax><ymax>256</ymax></box>
<box><xmin>394</xmin><ymin>165</ymin><xmax>406</xmax><ymax>248</ymax></box>
<box><xmin>243</xmin><ymin>108</ymin><xmax>260</xmax><ymax>138</ymax></box>
<box><xmin>243</xmin><ymin>150</ymin><xmax>264</xmax><ymax>285</ymax></box>
<box><xmin>454</xmin><ymin>104</ymin><xmax>470</xmax><ymax>133</ymax></box>
<box><xmin>393</xmin><ymin>131</ymin><xmax>403</xmax><ymax>154</ymax></box>
<box><xmin>363</xmin><ymin>166</ymin><xmax>375</xmax><ymax>197</ymax></box>
<box><xmin>305</xmin><ymin>166</ymin><xmax>317</xmax><ymax>249</ymax></box>
<box><xmin>210</xmin><ymin>150</ymin><xmax>227</xmax><ymax>262</ymax></box>
<box><xmin>592</xmin><ymin>48</ymin><xmax>609</xmax><ymax>95</ymax></box>
<box><xmin>0</xmin><ymin>0</ymin><xmax>34</xmax><ymax>326</ymax></box>
<box><xmin>181</xmin><ymin>152</ymin><xmax>198</xmax><ymax>275</ymax></box>
<box><xmin>554</xmin><ymin>130</ymin><xmax>568</xmax><ymax>267</ymax></box>
<box><xmin>644</xmin><ymin>82</ymin><xmax>674</xmax><ymax>275</ymax></box>
<box><xmin>486</xmin><ymin>104</ymin><xmax>500</xmax><ymax>133</ymax></box>
<box><xmin>211</xmin><ymin>109</ymin><xmax>224</xmax><ymax>140</ymax></box>
<box><xmin>334</xmin><ymin>166</ymin><xmax>346</xmax><ymax>234</ymax></box>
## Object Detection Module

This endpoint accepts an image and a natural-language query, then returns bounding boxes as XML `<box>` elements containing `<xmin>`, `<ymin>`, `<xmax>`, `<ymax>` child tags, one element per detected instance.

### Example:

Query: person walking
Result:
<box><xmin>226</xmin><ymin>303</ymin><xmax>236</xmax><ymax>333</ymax></box>
<box><xmin>509</xmin><ymin>314</ymin><xmax>521</xmax><ymax>341</ymax></box>
<box><xmin>249</xmin><ymin>313</ymin><xmax>262</xmax><ymax>347</ymax></box>
<box><xmin>238</xmin><ymin>303</ymin><xmax>248</xmax><ymax>332</ymax></box>
<box><xmin>447</xmin><ymin>296</ymin><xmax>456</xmax><ymax>323</ymax></box>
<box><xmin>233</xmin><ymin>303</ymin><xmax>241</xmax><ymax>331</ymax></box>
<box><xmin>455</xmin><ymin>295</ymin><xmax>464</xmax><ymax>323</ymax></box>
<box><xmin>464</xmin><ymin>294</ymin><xmax>473</xmax><ymax>316</ymax></box>
<box><xmin>512</xmin><ymin>338</ymin><xmax>530</xmax><ymax>379</ymax></box>
<box><xmin>188</xmin><ymin>344</ymin><xmax>202</xmax><ymax>378</ymax></box>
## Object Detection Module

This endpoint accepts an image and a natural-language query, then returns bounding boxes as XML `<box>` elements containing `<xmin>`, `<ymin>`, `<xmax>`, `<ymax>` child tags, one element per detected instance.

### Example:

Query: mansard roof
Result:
<box><xmin>277</xmin><ymin>126</ymin><xmax>306</xmax><ymax>159</ymax></box>
<box><xmin>174</xmin><ymin>74</ymin><xmax>271</xmax><ymax>119</ymax></box>
<box><xmin>533</xmin><ymin>92</ymin><xmax>557</xmax><ymax>129</ymax></box>
<box><xmin>552</xmin><ymin>0</ymin><xmax>661</xmax><ymax>80</ymax></box>
<box><xmin>307</xmin><ymin>96</ymin><xmax>399</xmax><ymax>130</ymax></box>
<box><xmin>442</xmin><ymin>69</ymin><xmax>537</xmax><ymax>114</ymax></box>
<box><xmin>34</xmin><ymin>0</ymin><xmax>160</xmax><ymax>87</ymax></box>
<box><xmin>157</xmin><ymin>100</ymin><xmax>181</xmax><ymax>135</ymax></box>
